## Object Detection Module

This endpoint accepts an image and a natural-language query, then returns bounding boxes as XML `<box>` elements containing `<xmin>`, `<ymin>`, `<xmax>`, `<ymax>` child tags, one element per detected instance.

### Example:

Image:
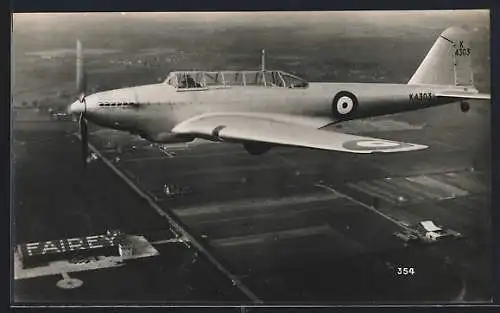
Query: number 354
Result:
<box><xmin>397</xmin><ymin>267</ymin><xmax>415</xmax><ymax>275</ymax></box>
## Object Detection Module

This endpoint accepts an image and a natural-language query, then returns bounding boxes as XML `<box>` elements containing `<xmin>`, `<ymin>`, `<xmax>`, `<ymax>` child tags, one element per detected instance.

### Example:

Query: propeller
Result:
<box><xmin>75</xmin><ymin>40</ymin><xmax>89</xmax><ymax>168</ymax></box>
<box><xmin>79</xmin><ymin>113</ymin><xmax>88</xmax><ymax>167</ymax></box>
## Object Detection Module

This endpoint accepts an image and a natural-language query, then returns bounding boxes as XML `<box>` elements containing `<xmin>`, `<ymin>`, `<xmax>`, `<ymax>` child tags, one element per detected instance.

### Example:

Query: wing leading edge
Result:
<box><xmin>172</xmin><ymin>113</ymin><xmax>428</xmax><ymax>154</ymax></box>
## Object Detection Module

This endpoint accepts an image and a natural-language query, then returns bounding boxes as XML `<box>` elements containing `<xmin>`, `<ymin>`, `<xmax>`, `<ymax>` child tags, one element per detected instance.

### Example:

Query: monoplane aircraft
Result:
<box><xmin>69</xmin><ymin>27</ymin><xmax>490</xmax><ymax>166</ymax></box>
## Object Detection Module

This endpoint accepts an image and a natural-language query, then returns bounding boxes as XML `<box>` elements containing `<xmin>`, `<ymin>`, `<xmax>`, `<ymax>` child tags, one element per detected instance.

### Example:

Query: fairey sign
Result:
<box><xmin>18</xmin><ymin>231</ymin><xmax>123</xmax><ymax>257</ymax></box>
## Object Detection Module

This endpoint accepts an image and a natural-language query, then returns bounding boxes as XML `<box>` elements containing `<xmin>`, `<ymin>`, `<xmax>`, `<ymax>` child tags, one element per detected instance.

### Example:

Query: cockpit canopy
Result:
<box><xmin>164</xmin><ymin>70</ymin><xmax>308</xmax><ymax>90</ymax></box>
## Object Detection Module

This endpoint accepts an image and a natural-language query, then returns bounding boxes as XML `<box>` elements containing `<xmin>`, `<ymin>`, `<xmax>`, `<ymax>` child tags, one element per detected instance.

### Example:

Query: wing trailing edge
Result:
<box><xmin>435</xmin><ymin>90</ymin><xmax>490</xmax><ymax>100</ymax></box>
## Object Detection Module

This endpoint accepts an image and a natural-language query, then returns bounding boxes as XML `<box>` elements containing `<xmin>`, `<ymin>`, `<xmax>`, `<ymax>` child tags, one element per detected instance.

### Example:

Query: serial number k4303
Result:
<box><xmin>409</xmin><ymin>92</ymin><xmax>433</xmax><ymax>102</ymax></box>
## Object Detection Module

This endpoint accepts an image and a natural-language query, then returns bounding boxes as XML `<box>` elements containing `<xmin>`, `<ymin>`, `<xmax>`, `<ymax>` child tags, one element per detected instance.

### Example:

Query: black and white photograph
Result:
<box><xmin>11</xmin><ymin>10</ymin><xmax>492</xmax><ymax>305</ymax></box>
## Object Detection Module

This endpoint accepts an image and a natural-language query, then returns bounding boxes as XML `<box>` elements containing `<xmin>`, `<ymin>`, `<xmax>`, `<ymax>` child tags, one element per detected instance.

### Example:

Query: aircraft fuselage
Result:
<box><xmin>81</xmin><ymin>82</ymin><xmax>458</xmax><ymax>143</ymax></box>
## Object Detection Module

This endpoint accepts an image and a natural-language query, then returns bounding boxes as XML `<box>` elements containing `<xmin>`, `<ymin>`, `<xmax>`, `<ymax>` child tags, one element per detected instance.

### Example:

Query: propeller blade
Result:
<box><xmin>76</xmin><ymin>40</ymin><xmax>87</xmax><ymax>97</ymax></box>
<box><xmin>79</xmin><ymin>113</ymin><xmax>89</xmax><ymax>168</ymax></box>
<box><xmin>75</xmin><ymin>40</ymin><xmax>89</xmax><ymax>168</ymax></box>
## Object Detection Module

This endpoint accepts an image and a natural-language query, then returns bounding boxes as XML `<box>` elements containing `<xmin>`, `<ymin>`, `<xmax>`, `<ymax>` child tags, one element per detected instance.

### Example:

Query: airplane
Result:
<box><xmin>68</xmin><ymin>26</ymin><xmax>490</xmax><ymax>167</ymax></box>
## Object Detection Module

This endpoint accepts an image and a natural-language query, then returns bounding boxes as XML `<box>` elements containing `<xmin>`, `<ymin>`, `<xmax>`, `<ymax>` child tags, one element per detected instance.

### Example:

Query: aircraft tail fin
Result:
<box><xmin>408</xmin><ymin>27</ymin><xmax>475</xmax><ymax>87</ymax></box>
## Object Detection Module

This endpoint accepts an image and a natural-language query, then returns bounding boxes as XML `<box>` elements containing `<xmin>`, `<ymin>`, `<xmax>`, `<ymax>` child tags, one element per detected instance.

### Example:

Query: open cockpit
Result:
<box><xmin>164</xmin><ymin>70</ymin><xmax>309</xmax><ymax>90</ymax></box>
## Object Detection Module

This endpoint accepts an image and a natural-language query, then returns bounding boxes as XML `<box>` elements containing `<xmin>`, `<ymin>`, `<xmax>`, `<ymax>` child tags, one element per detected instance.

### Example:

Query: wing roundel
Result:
<box><xmin>332</xmin><ymin>91</ymin><xmax>359</xmax><ymax>119</ymax></box>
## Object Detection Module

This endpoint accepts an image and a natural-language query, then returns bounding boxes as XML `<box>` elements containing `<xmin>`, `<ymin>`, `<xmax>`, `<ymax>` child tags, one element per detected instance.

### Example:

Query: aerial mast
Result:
<box><xmin>261</xmin><ymin>49</ymin><xmax>266</xmax><ymax>71</ymax></box>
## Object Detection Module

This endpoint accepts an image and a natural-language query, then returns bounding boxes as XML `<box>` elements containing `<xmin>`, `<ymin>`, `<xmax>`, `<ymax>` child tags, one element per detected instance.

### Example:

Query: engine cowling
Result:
<box><xmin>243</xmin><ymin>142</ymin><xmax>272</xmax><ymax>155</ymax></box>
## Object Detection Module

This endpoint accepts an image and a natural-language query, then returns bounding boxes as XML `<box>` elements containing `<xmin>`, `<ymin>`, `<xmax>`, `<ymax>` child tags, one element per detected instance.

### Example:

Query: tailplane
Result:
<box><xmin>408</xmin><ymin>27</ymin><xmax>474</xmax><ymax>87</ymax></box>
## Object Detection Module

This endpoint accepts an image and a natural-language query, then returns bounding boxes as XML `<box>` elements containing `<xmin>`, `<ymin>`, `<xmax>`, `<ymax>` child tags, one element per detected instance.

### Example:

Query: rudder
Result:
<box><xmin>408</xmin><ymin>27</ymin><xmax>474</xmax><ymax>87</ymax></box>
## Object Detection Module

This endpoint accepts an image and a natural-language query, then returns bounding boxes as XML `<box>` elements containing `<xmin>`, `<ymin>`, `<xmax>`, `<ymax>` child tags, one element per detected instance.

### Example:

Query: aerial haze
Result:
<box><xmin>12</xmin><ymin>11</ymin><xmax>490</xmax><ymax>95</ymax></box>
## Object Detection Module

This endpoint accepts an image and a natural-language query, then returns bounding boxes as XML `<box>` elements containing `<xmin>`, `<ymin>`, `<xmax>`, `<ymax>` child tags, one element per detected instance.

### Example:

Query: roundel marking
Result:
<box><xmin>342</xmin><ymin>139</ymin><xmax>412</xmax><ymax>151</ymax></box>
<box><xmin>355</xmin><ymin>140</ymin><xmax>401</xmax><ymax>148</ymax></box>
<box><xmin>332</xmin><ymin>91</ymin><xmax>358</xmax><ymax>119</ymax></box>
<box><xmin>337</xmin><ymin>96</ymin><xmax>354</xmax><ymax>114</ymax></box>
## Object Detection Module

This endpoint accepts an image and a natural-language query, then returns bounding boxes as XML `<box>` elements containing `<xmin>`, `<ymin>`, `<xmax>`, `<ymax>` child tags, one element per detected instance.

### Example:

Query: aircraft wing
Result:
<box><xmin>172</xmin><ymin>113</ymin><xmax>428</xmax><ymax>154</ymax></box>
<box><xmin>436</xmin><ymin>90</ymin><xmax>490</xmax><ymax>100</ymax></box>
